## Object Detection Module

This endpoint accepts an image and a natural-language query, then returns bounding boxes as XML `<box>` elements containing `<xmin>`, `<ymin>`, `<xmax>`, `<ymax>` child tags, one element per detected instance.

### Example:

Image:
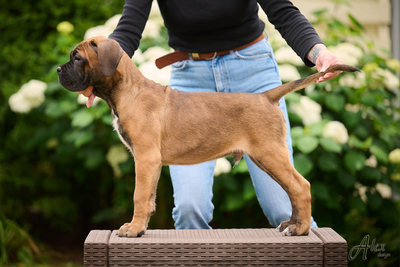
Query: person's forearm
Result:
<box><xmin>258</xmin><ymin>0</ymin><xmax>323</xmax><ymax>67</ymax></box>
<box><xmin>307</xmin><ymin>43</ymin><xmax>327</xmax><ymax>65</ymax></box>
<box><xmin>109</xmin><ymin>0</ymin><xmax>153</xmax><ymax>57</ymax></box>
<box><xmin>307</xmin><ymin>43</ymin><xmax>346</xmax><ymax>82</ymax></box>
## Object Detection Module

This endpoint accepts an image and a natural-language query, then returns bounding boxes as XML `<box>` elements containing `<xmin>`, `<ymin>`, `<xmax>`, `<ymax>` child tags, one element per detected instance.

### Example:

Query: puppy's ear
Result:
<box><xmin>92</xmin><ymin>38</ymin><xmax>124</xmax><ymax>77</ymax></box>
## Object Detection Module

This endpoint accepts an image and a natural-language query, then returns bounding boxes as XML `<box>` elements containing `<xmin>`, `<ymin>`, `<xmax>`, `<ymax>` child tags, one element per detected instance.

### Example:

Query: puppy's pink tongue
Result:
<box><xmin>87</xmin><ymin>93</ymin><xmax>96</xmax><ymax>108</ymax></box>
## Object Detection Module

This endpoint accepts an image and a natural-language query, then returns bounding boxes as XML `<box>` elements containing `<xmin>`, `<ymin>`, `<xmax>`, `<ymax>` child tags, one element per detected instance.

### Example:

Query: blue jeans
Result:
<box><xmin>168</xmin><ymin>38</ymin><xmax>318</xmax><ymax>229</ymax></box>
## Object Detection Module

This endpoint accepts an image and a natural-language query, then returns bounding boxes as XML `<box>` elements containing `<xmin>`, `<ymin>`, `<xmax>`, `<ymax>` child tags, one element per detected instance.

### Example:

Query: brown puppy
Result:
<box><xmin>57</xmin><ymin>36</ymin><xmax>359</xmax><ymax>237</ymax></box>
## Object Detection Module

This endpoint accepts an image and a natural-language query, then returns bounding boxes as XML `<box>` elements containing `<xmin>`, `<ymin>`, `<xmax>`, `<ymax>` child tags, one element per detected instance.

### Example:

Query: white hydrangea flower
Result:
<box><xmin>9</xmin><ymin>92</ymin><xmax>31</xmax><ymax>113</ymax></box>
<box><xmin>84</xmin><ymin>14</ymin><xmax>121</xmax><ymax>40</ymax></box>
<box><xmin>328</xmin><ymin>43</ymin><xmax>363</xmax><ymax>66</ymax></box>
<box><xmin>136</xmin><ymin>46</ymin><xmax>172</xmax><ymax>85</ymax></box>
<box><xmin>371</xmin><ymin>68</ymin><xmax>400</xmax><ymax>93</ymax></box>
<box><xmin>138</xmin><ymin>61</ymin><xmax>171</xmax><ymax>85</ymax></box>
<box><xmin>142</xmin><ymin>19</ymin><xmax>162</xmax><ymax>39</ymax></box>
<box><xmin>278</xmin><ymin>64</ymin><xmax>301</xmax><ymax>82</ymax></box>
<box><xmin>339</xmin><ymin>72</ymin><xmax>366</xmax><ymax>89</ymax></box>
<box><xmin>274</xmin><ymin>47</ymin><xmax>303</xmax><ymax>66</ymax></box>
<box><xmin>9</xmin><ymin>79</ymin><xmax>47</xmax><ymax>113</ymax></box>
<box><xmin>143</xmin><ymin>46</ymin><xmax>171</xmax><ymax>62</ymax></box>
<box><xmin>106</xmin><ymin>144</ymin><xmax>130</xmax><ymax>178</ymax></box>
<box><xmin>375</xmin><ymin>183</ymin><xmax>392</xmax><ymax>199</ymax></box>
<box><xmin>104</xmin><ymin>14</ymin><xmax>122</xmax><ymax>29</ymax></box>
<box><xmin>365</xmin><ymin>155</ymin><xmax>378</xmax><ymax>168</ymax></box>
<box><xmin>214</xmin><ymin>158</ymin><xmax>232</xmax><ymax>176</ymax></box>
<box><xmin>382</xmin><ymin>70</ymin><xmax>399</xmax><ymax>93</ymax></box>
<box><xmin>305</xmin><ymin>83</ymin><xmax>316</xmax><ymax>94</ymax></box>
<box><xmin>84</xmin><ymin>25</ymin><xmax>113</xmax><ymax>40</ymax></box>
<box><xmin>322</xmin><ymin>121</ymin><xmax>349</xmax><ymax>144</ymax></box>
<box><xmin>355</xmin><ymin>182</ymin><xmax>367</xmax><ymax>202</ymax></box>
<box><xmin>149</xmin><ymin>1</ymin><xmax>164</xmax><ymax>26</ymax></box>
<box><xmin>388</xmin><ymin>148</ymin><xmax>400</xmax><ymax>163</ymax></box>
<box><xmin>141</xmin><ymin>1</ymin><xmax>164</xmax><ymax>39</ymax></box>
<box><xmin>386</xmin><ymin>58</ymin><xmax>400</xmax><ymax>72</ymax></box>
<box><xmin>290</xmin><ymin>96</ymin><xmax>322</xmax><ymax>125</ymax></box>
<box><xmin>345</xmin><ymin>103</ymin><xmax>360</xmax><ymax>113</ymax></box>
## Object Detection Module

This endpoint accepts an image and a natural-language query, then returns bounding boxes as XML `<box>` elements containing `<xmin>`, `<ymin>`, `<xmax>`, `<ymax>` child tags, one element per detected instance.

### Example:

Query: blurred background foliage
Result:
<box><xmin>1</xmin><ymin>0</ymin><xmax>399</xmax><ymax>266</ymax></box>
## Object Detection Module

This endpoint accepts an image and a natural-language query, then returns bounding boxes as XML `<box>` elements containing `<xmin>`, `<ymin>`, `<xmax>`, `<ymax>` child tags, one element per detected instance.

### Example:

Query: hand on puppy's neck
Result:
<box><xmin>77</xmin><ymin>85</ymin><xmax>96</xmax><ymax>107</ymax></box>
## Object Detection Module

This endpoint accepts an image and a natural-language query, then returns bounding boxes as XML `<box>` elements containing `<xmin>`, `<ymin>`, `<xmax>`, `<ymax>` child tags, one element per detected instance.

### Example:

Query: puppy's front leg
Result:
<box><xmin>118</xmin><ymin>154</ymin><xmax>162</xmax><ymax>237</ymax></box>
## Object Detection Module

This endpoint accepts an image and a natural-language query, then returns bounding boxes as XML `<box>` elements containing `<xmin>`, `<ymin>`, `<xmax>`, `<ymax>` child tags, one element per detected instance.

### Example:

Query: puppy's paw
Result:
<box><xmin>118</xmin><ymin>222</ymin><xmax>146</xmax><ymax>237</ymax></box>
<box><xmin>279</xmin><ymin>222</ymin><xmax>309</xmax><ymax>236</ymax></box>
<box><xmin>277</xmin><ymin>220</ymin><xmax>292</xmax><ymax>232</ymax></box>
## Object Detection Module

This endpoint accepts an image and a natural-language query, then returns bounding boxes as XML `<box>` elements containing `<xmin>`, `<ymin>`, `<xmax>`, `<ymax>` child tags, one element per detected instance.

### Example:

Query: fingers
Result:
<box><xmin>316</xmin><ymin>52</ymin><xmax>346</xmax><ymax>83</ymax></box>
<box><xmin>316</xmin><ymin>70</ymin><xmax>343</xmax><ymax>83</ymax></box>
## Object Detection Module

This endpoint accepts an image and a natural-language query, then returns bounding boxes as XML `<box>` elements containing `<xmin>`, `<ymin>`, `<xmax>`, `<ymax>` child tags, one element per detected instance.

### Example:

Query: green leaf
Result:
<box><xmin>285</xmin><ymin>92</ymin><xmax>301</xmax><ymax>103</ymax></box>
<box><xmin>307</xmin><ymin>121</ymin><xmax>325</xmax><ymax>137</ymax></box>
<box><xmin>243</xmin><ymin>179</ymin><xmax>256</xmax><ymax>201</ymax></box>
<box><xmin>312</xmin><ymin>182</ymin><xmax>330</xmax><ymax>200</ymax></box>
<box><xmin>320</xmin><ymin>138</ymin><xmax>342</xmax><ymax>153</ymax></box>
<box><xmin>348</xmin><ymin>136</ymin><xmax>373</xmax><ymax>150</ymax></box>
<box><xmin>354</xmin><ymin>124</ymin><xmax>370</xmax><ymax>139</ymax></box>
<box><xmin>92</xmin><ymin>208</ymin><xmax>124</xmax><ymax>223</ymax></box>
<box><xmin>370</xmin><ymin>145</ymin><xmax>388</xmax><ymax>164</ymax></box>
<box><xmin>348</xmin><ymin>195</ymin><xmax>366</xmax><ymax>213</ymax></box>
<box><xmin>361</xmin><ymin>93</ymin><xmax>378</xmax><ymax>107</ymax></box>
<box><xmin>102</xmin><ymin>114</ymin><xmax>114</xmax><ymax>125</ymax></box>
<box><xmin>294</xmin><ymin>154</ymin><xmax>314</xmax><ymax>176</ymax></box>
<box><xmin>337</xmin><ymin>172</ymin><xmax>356</xmax><ymax>189</ymax></box>
<box><xmin>226</xmin><ymin>193</ymin><xmax>244</xmax><ymax>211</ymax></box>
<box><xmin>74</xmin><ymin>131</ymin><xmax>94</xmax><ymax>147</ymax></box>
<box><xmin>344</xmin><ymin>151</ymin><xmax>366</xmax><ymax>174</ymax></box>
<box><xmin>342</xmin><ymin>111</ymin><xmax>361</xmax><ymax>128</ymax></box>
<box><xmin>325</xmin><ymin>94</ymin><xmax>346</xmax><ymax>113</ymax></box>
<box><xmin>290</xmin><ymin>127</ymin><xmax>304</xmax><ymax>147</ymax></box>
<box><xmin>365</xmin><ymin>191</ymin><xmax>382</xmax><ymax>211</ymax></box>
<box><xmin>291</xmin><ymin>127</ymin><xmax>305</xmax><ymax>140</ymax></box>
<box><xmin>119</xmin><ymin>160</ymin><xmax>134</xmax><ymax>175</ymax></box>
<box><xmin>318</xmin><ymin>152</ymin><xmax>339</xmax><ymax>172</ymax></box>
<box><xmin>45</xmin><ymin>100</ymin><xmax>78</xmax><ymax>118</ymax></box>
<box><xmin>63</xmin><ymin>130</ymin><xmax>94</xmax><ymax>147</ymax></box>
<box><xmin>71</xmin><ymin>109</ymin><xmax>94</xmax><ymax>128</ymax></box>
<box><xmin>83</xmin><ymin>149</ymin><xmax>105</xmax><ymax>170</ymax></box>
<box><xmin>231</xmin><ymin>159</ymin><xmax>248</xmax><ymax>174</ymax></box>
<box><xmin>348</xmin><ymin>14</ymin><xmax>365</xmax><ymax>31</ymax></box>
<box><xmin>297</xmin><ymin>136</ymin><xmax>319</xmax><ymax>154</ymax></box>
<box><xmin>360</xmin><ymin>167</ymin><xmax>382</xmax><ymax>183</ymax></box>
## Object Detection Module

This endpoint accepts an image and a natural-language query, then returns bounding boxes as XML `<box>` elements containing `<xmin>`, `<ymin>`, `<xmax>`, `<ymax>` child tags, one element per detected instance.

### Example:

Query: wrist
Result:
<box><xmin>307</xmin><ymin>43</ymin><xmax>327</xmax><ymax>64</ymax></box>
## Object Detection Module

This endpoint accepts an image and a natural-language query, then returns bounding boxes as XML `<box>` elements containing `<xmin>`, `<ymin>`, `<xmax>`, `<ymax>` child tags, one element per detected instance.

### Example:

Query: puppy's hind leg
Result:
<box><xmin>248</xmin><ymin>148</ymin><xmax>311</xmax><ymax>236</ymax></box>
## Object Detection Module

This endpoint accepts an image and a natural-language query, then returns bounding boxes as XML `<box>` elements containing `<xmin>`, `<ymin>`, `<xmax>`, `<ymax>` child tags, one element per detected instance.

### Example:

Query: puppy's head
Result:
<box><xmin>57</xmin><ymin>36</ymin><xmax>124</xmax><ymax>94</ymax></box>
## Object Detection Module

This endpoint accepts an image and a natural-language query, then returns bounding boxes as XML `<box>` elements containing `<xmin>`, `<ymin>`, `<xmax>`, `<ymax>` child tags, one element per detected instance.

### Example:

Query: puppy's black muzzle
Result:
<box><xmin>57</xmin><ymin>63</ymin><xmax>88</xmax><ymax>92</ymax></box>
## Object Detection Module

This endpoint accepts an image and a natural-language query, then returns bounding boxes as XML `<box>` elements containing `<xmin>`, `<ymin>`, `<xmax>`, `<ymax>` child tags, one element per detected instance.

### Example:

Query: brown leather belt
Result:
<box><xmin>155</xmin><ymin>34</ymin><xmax>265</xmax><ymax>69</ymax></box>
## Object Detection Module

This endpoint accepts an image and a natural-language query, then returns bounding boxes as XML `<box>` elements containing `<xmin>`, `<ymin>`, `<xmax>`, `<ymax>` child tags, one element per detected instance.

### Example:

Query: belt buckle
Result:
<box><xmin>191</xmin><ymin>52</ymin><xmax>217</xmax><ymax>60</ymax></box>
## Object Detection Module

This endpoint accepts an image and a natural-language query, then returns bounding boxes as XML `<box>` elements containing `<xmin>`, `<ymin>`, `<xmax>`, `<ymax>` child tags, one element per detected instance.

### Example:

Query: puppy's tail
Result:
<box><xmin>264</xmin><ymin>64</ymin><xmax>360</xmax><ymax>104</ymax></box>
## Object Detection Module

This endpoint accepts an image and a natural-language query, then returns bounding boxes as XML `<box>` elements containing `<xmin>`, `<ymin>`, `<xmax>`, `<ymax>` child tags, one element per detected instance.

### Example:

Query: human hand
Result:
<box><xmin>307</xmin><ymin>44</ymin><xmax>346</xmax><ymax>83</ymax></box>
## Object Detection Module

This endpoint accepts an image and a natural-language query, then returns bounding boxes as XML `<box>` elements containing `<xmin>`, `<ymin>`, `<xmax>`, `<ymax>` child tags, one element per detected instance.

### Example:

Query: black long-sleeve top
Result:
<box><xmin>109</xmin><ymin>0</ymin><xmax>323</xmax><ymax>67</ymax></box>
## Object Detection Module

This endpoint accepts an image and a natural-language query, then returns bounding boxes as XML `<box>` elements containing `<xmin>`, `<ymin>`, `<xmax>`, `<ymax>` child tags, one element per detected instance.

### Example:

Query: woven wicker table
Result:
<box><xmin>84</xmin><ymin>228</ymin><xmax>347</xmax><ymax>266</ymax></box>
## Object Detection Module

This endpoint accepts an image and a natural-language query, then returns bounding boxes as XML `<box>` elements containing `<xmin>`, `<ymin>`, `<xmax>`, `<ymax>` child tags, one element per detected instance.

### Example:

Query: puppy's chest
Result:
<box><xmin>112</xmin><ymin>109</ymin><xmax>134</xmax><ymax>155</ymax></box>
